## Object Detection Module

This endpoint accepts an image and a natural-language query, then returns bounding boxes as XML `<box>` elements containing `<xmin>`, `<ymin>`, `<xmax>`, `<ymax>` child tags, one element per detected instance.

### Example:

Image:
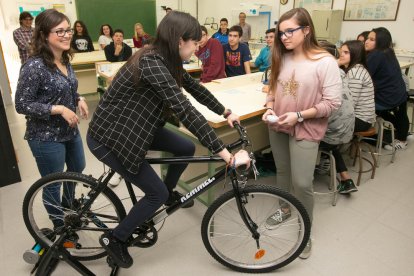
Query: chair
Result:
<box><xmin>351</xmin><ymin>127</ymin><xmax>377</xmax><ymax>186</ymax></box>
<box><xmin>314</xmin><ymin>149</ymin><xmax>338</xmax><ymax>206</ymax></box>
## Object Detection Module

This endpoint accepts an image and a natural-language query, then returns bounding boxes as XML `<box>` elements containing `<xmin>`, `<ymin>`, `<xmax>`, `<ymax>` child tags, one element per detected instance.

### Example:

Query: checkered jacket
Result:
<box><xmin>13</xmin><ymin>26</ymin><xmax>33</xmax><ymax>64</ymax></box>
<box><xmin>88</xmin><ymin>52</ymin><xmax>226</xmax><ymax>174</ymax></box>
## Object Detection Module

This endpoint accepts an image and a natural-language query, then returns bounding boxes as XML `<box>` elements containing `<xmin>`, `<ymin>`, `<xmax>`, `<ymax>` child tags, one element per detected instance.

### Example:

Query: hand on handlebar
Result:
<box><xmin>227</xmin><ymin>113</ymin><xmax>240</xmax><ymax>128</ymax></box>
<box><xmin>233</xmin><ymin>149</ymin><xmax>251</xmax><ymax>170</ymax></box>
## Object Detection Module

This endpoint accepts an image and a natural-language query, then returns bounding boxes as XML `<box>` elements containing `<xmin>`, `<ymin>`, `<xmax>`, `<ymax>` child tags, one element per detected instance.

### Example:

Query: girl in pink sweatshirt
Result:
<box><xmin>262</xmin><ymin>8</ymin><xmax>342</xmax><ymax>259</ymax></box>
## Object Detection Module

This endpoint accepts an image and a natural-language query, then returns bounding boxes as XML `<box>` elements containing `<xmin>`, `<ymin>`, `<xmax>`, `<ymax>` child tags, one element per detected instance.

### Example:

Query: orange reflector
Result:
<box><xmin>255</xmin><ymin>249</ymin><xmax>266</xmax><ymax>260</ymax></box>
<box><xmin>63</xmin><ymin>241</ymin><xmax>76</xmax><ymax>248</ymax></box>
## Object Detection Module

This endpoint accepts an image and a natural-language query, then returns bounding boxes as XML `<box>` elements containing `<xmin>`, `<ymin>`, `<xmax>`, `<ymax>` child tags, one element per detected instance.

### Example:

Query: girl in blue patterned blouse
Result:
<box><xmin>15</xmin><ymin>9</ymin><xmax>89</xmax><ymax>229</ymax></box>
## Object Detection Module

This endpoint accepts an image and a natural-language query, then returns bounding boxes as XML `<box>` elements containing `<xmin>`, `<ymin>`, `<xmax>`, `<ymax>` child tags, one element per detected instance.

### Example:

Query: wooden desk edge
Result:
<box><xmin>208</xmin><ymin>108</ymin><xmax>266</xmax><ymax>128</ymax></box>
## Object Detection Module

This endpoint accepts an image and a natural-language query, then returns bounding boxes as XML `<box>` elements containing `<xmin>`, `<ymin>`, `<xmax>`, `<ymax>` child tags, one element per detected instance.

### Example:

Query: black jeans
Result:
<box><xmin>376</xmin><ymin>100</ymin><xmax>409</xmax><ymax>141</ymax></box>
<box><xmin>354</xmin><ymin>117</ymin><xmax>372</xmax><ymax>133</ymax></box>
<box><xmin>87</xmin><ymin>127</ymin><xmax>195</xmax><ymax>241</ymax></box>
<box><xmin>319</xmin><ymin>141</ymin><xmax>347</xmax><ymax>174</ymax></box>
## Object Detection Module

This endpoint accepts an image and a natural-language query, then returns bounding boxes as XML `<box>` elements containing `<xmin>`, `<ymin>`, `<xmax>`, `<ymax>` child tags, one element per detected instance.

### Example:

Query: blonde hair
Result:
<box><xmin>133</xmin><ymin>22</ymin><xmax>144</xmax><ymax>39</ymax></box>
<box><xmin>269</xmin><ymin>8</ymin><xmax>325</xmax><ymax>93</ymax></box>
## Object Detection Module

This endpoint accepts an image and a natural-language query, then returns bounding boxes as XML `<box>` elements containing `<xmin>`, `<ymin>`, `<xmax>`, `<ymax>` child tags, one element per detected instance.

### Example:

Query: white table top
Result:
<box><xmin>184</xmin><ymin>72</ymin><xmax>267</xmax><ymax>128</ymax></box>
<box><xmin>71</xmin><ymin>50</ymin><xmax>106</xmax><ymax>66</ymax></box>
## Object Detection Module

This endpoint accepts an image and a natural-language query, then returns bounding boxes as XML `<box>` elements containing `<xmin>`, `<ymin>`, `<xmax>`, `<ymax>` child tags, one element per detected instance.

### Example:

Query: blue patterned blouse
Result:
<box><xmin>15</xmin><ymin>57</ymin><xmax>80</xmax><ymax>142</ymax></box>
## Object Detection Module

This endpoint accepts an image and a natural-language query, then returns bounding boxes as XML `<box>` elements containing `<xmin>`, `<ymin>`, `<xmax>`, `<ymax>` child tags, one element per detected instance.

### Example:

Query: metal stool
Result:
<box><xmin>351</xmin><ymin>127</ymin><xmax>377</xmax><ymax>186</ymax></box>
<box><xmin>375</xmin><ymin>117</ymin><xmax>397</xmax><ymax>166</ymax></box>
<box><xmin>407</xmin><ymin>89</ymin><xmax>414</xmax><ymax>133</ymax></box>
<box><xmin>314</xmin><ymin>149</ymin><xmax>338</xmax><ymax>206</ymax></box>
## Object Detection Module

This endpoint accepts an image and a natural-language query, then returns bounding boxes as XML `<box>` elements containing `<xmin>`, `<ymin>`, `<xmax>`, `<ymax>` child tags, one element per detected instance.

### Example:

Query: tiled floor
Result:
<box><xmin>1</xmin><ymin>99</ymin><xmax>414</xmax><ymax>276</ymax></box>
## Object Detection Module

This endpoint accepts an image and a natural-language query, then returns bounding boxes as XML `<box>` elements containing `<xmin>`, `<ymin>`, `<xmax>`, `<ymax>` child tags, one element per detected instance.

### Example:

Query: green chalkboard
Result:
<box><xmin>75</xmin><ymin>0</ymin><xmax>156</xmax><ymax>41</ymax></box>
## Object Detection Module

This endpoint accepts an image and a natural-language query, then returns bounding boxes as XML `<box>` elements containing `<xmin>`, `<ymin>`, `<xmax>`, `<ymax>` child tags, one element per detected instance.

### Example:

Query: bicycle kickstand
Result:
<box><xmin>35</xmin><ymin>232</ymin><xmax>95</xmax><ymax>276</ymax></box>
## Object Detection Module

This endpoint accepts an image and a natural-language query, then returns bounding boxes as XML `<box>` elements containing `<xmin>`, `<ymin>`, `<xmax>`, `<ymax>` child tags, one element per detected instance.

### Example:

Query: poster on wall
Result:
<box><xmin>18</xmin><ymin>2</ymin><xmax>50</xmax><ymax>17</ymax></box>
<box><xmin>52</xmin><ymin>4</ymin><xmax>65</xmax><ymax>13</ymax></box>
<box><xmin>343</xmin><ymin>0</ymin><xmax>400</xmax><ymax>21</ymax></box>
<box><xmin>294</xmin><ymin>0</ymin><xmax>333</xmax><ymax>11</ymax></box>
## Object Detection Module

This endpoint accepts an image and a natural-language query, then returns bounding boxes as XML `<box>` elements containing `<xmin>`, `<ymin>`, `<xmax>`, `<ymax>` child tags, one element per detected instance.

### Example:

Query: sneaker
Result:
<box><xmin>337</xmin><ymin>179</ymin><xmax>358</xmax><ymax>194</ymax></box>
<box><xmin>99</xmin><ymin>231</ymin><xmax>133</xmax><ymax>268</ymax></box>
<box><xmin>165</xmin><ymin>191</ymin><xmax>194</xmax><ymax>208</ymax></box>
<box><xmin>299</xmin><ymin>239</ymin><xmax>312</xmax><ymax>259</ymax></box>
<box><xmin>384</xmin><ymin>140</ymin><xmax>408</xmax><ymax>151</ymax></box>
<box><xmin>315</xmin><ymin>156</ymin><xmax>330</xmax><ymax>174</ymax></box>
<box><xmin>109</xmin><ymin>173</ymin><xmax>123</xmax><ymax>186</ymax></box>
<box><xmin>265</xmin><ymin>207</ymin><xmax>291</xmax><ymax>230</ymax></box>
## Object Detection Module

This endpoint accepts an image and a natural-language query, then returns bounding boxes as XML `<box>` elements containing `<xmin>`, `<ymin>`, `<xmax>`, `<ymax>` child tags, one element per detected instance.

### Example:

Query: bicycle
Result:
<box><xmin>22</xmin><ymin>123</ymin><xmax>311</xmax><ymax>275</ymax></box>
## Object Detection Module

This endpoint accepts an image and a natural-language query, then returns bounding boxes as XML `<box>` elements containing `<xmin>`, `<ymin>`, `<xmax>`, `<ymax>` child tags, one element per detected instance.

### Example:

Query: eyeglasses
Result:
<box><xmin>278</xmin><ymin>26</ymin><xmax>306</xmax><ymax>39</ymax></box>
<box><xmin>52</xmin><ymin>28</ymin><xmax>74</xmax><ymax>37</ymax></box>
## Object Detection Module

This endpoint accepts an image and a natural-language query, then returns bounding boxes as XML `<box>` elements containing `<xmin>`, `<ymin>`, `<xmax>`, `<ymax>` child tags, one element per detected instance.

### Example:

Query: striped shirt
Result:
<box><xmin>346</xmin><ymin>64</ymin><xmax>376</xmax><ymax>124</ymax></box>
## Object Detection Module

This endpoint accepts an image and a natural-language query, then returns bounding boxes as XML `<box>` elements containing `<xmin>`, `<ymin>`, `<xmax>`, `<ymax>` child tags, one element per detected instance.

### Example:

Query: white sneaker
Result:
<box><xmin>109</xmin><ymin>173</ymin><xmax>123</xmax><ymax>186</ymax></box>
<box><xmin>384</xmin><ymin>140</ymin><xmax>408</xmax><ymax>151</ymax></box>
<box><xmin>299</xmin><ymin>239</ymin><xmax>312</xmax><ymax>259</ymax></box>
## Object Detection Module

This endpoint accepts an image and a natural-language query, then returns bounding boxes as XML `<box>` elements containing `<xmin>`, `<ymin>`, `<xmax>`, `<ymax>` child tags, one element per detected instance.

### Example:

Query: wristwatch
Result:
<box><xmin>296</xmin><ymin>112</ymin><xmax>304</xmax><ymax>123</ymax></box>
<box><xmin>223</xmin><ymin>109</ymin><xmax>232</xmax><ymax>119</ymax></box>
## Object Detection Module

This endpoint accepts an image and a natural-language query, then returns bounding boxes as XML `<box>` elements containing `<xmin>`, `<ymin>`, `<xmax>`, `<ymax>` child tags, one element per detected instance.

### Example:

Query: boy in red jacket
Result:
<box><xmin>195</xmin><ymin>26</ymin><xmax>226</xmax><ymax>83</ymax></box>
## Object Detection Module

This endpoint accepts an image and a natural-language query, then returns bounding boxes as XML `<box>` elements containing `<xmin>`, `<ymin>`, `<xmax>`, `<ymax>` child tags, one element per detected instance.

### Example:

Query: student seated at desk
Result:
<box><xmin>104</xmin><ymin>29</ymin><xmax>132</xmax><ymax>62</ymax></box>
<box><xmin>195</xmin><ymin>26</ymin><xmax>226</xmax><ymax>83</ymax></box>
<box><xmin>254</xmin><ymin>28</ymin><xmax>275</xmax><ymax>72</ymax></box>
<box><xmin>212</xmin><ymin>18</ymin><xmax>229</xmax><ymax>45</ymax></box>
<box><xmin>223</xmin><ymin>25</ymin><xmax>252</xmax><ymax>77</ymax></box>
<box><xmin>71</xmin><ymin>20</ymin><xmax>94</xmax><ymax>52</ymax></box>
<box><xmin>98</xmin><ymin>24</ymin><xmax>113</xmax><ymax>50</ymax></box>
<box><xmin>132</xmin><ymin>23</ymin><xmax>151</xmax><ymax>48</ymax></box>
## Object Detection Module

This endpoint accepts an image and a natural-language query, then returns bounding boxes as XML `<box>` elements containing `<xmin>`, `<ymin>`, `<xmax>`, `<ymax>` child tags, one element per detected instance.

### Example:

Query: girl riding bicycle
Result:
<box><xmin>87</xmin><ymin>11</ymin><xmax>249</xmax><ymax>268</ymax></box>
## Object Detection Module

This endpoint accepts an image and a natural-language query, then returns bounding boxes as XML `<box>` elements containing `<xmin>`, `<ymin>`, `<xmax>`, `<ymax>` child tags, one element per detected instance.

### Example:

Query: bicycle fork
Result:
<box><xmin>230</xmin><ymin>172</ymin><xmax>261</xmax><ymax>249</ymax></box>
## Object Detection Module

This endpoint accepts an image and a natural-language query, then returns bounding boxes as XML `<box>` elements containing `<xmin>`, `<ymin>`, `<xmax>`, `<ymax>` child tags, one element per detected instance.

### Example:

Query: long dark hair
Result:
<box><xmin>370</xmin><ymin>27</ymin><xmax>397</xmax><ymax>60</ymax></box>
<box><xmin>31</xmin><ymin>9</ymin><xmax>73</xmax><ymax>69</ymax></box>
<box><xmin>73</xmin><ymin>20</ymin><xmax>89</xmax><ymax>36</ymax></box>
<box><xmin>127</xmin><ymin>11</ymin><xmax>201</xmax><ymax>87</ymax></box>
<box><xmin>100</xmin><ymin>24</ymin><xmax>113</xmax><ymax>37</ymax></box>
<box><xmin>340</xmin><ymin>40</ymin><xmax>367</xmax><ymax>73</ymax></box>
<box><xmin>269</xmin><ymin>8</ymin><xmax>324</xmax><ymax>93</ymax></box>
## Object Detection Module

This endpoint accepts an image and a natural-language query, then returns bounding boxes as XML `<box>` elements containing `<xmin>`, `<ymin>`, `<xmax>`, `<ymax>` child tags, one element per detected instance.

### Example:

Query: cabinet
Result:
<box><xmin>312</xmin><ymin>10</ymin><xmax>343</xmax><ymax>44</ymax></box>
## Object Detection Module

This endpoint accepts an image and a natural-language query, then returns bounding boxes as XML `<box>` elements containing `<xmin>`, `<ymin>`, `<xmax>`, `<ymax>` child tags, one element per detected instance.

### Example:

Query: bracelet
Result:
<box><xmin>223</xmin><ymin>108</ymin><xmax>232</xmax><ymax>119</ymax></box>
<box><xmin>227</xmin><ymin>155</ymin><xmax>236</xmax><ymax>169</ymax></box>
<box><xmin>77</xmin><ymin>96</ymin><xmax>86</xmax><ymax>104</ymax></box>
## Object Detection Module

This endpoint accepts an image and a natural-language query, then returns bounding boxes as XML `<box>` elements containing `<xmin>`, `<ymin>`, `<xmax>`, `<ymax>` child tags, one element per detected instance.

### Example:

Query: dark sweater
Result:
<box><xmin>71</xmin><ymin>34</ymin><xmax>94</xmax><ymax>52</ymax></box>
<box><xmin>104</xmin><ymin>42</ymin><xmax>132</xmax><ymax>62</ymax></box>
<box><xmin>366</xmin><ymin>50</ymin><xmax>407</xmax><ymax>109</ymax></box>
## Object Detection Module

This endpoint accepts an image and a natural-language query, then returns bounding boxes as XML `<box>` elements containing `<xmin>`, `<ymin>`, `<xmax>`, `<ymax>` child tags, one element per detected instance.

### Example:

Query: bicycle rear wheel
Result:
<box><xmin>22</xmin><ymin>172</ymin><xmax>126</xmax><ymax>261</ymax></box>
<box><xmin>201</xmin><ymin>184</ymin><xmax>310</xmax><ymax>273</ymax></box>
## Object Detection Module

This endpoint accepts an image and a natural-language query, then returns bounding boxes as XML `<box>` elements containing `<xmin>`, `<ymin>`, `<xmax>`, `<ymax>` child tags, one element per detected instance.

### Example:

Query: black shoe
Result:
<box><xmin>99</xmin><ymin>231</ymin><xmax>133</xmax><ymax>268</ymax></box>
<box><xmin>165</xmin><ymin>191</ymin><xmax>194</xmax><ymax>208</ymax></box>
<box><xmin>338</xmin><ymin>179</ymin><xmax>358</xmax><ymax>194</ymax></box>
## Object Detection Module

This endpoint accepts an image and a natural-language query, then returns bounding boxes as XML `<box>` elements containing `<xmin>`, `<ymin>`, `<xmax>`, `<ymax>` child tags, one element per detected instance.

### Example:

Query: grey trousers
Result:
<box><xmin>269</xmin><ymin>131</ymin><xmax>319</xmax><ymax>222</ymax></box>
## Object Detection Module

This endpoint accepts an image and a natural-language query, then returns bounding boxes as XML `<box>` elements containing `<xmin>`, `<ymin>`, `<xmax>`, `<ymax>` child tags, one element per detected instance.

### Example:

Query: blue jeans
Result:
<box><xmin>28</xmin><ymin>134</ymin><xmax>86</xmax><ymax>228</ymax></box>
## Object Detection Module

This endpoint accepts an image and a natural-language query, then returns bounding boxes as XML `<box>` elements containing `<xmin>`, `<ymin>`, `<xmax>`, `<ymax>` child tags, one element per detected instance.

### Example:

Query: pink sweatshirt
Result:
<box><xmin>267</xmin><ymin>53</ymin><xmax>342</xmax><ymax>142</ymax></box>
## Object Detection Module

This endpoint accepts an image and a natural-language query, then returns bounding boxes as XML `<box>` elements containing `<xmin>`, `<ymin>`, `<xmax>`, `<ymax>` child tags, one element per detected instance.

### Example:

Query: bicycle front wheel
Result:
<box><xmin>22</xmin><ymin>172</ymin><xmax>126</xmax><ymax>261</ymax></box>
<box><xmin>201</xmin><ymin>184</ymin><xmax>311</xmax><ymax>273</ymax></box>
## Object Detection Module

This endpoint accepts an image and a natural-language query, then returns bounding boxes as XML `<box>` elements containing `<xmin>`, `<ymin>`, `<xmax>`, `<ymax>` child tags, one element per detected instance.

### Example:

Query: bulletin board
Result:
<box><xmin>343</xmin><ymin>0</ymin><xmax>400</xmax><ymax>21</ymax></box>
<box><xmin>294</xmin><ymin>0</ymin><xmax>333</xmax><ymax>11</ymax></box>
<box><xmin>75</xmin><ymin>0</ymin><xmax>157</xmax><ymax>41</ymax></box>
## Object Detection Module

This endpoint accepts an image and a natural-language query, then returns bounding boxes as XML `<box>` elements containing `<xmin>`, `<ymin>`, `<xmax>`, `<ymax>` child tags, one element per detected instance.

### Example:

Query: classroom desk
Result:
<box><xmin>95</xmin><ymin>60</ymin><xmax>202</xmax><ymax>92</ymax></box>
<box><xmin>163</xmin><ymin>72</ymin><xmax>269</xmax><ymax>205</ymax></box>
<box><xmin>71</xmin><ymin>51</ymin><xmax>106</xmax><ymax>95</ymax></box>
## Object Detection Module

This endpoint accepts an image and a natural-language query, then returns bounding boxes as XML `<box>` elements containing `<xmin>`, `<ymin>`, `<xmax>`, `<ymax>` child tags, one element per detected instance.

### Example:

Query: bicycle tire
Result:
<box><xmin>201</xmin><ymin>184</ymin><xmax>311</xmax><ymax>273</ymax></box>
<box><xmin>22</xmin><ymin>172</ymin><xmax>126</xmax><ymax>261</ymax></box>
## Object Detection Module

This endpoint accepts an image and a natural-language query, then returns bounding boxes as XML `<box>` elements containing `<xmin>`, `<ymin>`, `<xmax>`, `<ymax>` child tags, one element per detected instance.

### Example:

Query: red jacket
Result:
<box><xmin>195</xmin><ymin>38</ymin><xmax>226</xmax><ymax>83</ymax></box>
